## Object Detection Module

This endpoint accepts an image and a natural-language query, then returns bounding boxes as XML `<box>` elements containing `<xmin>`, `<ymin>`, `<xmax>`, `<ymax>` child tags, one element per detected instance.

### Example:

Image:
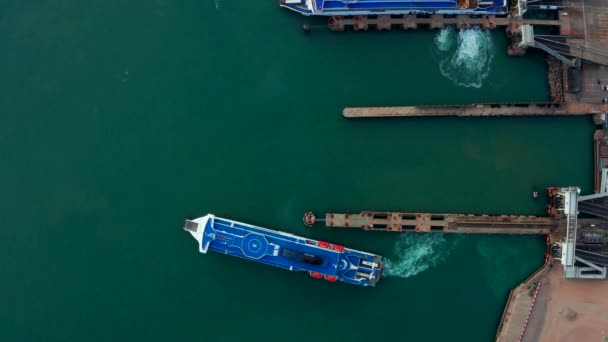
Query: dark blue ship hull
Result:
<box><xmin>183</xmin><ymin>214</ymin><xmax>384</xmax><ymax>286</ymax></box>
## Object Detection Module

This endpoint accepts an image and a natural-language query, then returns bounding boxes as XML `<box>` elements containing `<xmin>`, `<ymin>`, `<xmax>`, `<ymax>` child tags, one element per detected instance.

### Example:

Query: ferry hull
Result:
<box><xmin>183</xmin><ymin>214</ymin><xmax>384</xmax><ymax>286</ymax></box>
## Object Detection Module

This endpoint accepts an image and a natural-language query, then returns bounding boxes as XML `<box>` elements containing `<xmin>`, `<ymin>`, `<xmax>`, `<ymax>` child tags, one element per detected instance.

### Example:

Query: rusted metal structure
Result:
<box><xmin>327</xmin><ymin>15</ymin><xmax>559</xmax><ymax>32</ymax></box>
<box><xmin>322</xmin><ymin>211</ymin><xmax>556</xmax><ymax>234</ymax></box>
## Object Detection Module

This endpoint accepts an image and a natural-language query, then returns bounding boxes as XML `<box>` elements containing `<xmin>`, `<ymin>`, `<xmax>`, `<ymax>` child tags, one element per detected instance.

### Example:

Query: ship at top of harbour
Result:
<box><xmin>184</xmin><ymin>214</ymin><xmax>384</xmax><ymax>286</ymax></box>
<box><xmin>280</xmin><ymin>0</ymin><xmax>508</xmax><ymax>16</ymax></box>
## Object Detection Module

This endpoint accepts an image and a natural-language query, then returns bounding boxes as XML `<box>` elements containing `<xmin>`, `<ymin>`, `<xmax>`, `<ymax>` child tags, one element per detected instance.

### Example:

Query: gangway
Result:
<box><xmin>557</xmin><ymin>187</ymin><xmax>579</xmax><ymax>278</ymax></box>
<box><xmin>579</xmin><ymin>169</ymin><xmax>608</xmax><ymax>215</ymax></box>
<box><xmin>513</xmin><ymin>24</ymin><xmax>578</xmax><ymax>66</ymax></box>
<box><xmin>550</xmin><ymin>179</ymin><xmax>608</xmax><ymax>278</ymax></box>
<box><xmin>578</xmin><ymin>201</ymin><xmax>608</xmax><ymax>219</ymax></box>
<box><xmin>579</xmin><ymin>168</ymin><xmax>608</xmax><ymax>218</ymax></box>
<box><xmin>538</xmin><ymin>186</ymin><xmax>607</xmax><ymax>279</ymax></box>
<box><xmin>576</xmin><ymin>249</ymin><xmax>608</xmax><ymax>267</ymax></box>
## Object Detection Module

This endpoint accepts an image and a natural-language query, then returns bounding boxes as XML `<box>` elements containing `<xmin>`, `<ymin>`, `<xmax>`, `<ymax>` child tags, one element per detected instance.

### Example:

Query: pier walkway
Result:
<box><xmin>342</xmin><ymin>102</ymin><xmax>604</xmax><ymax>118</ymax></box>
<box><xmin>329</xmin><ymin>15</ymin><xmax>561</xmax><ymax>31</ymax></box>
<box><xmin>324</xmin><ymin>211</ymin><xmax>556</xmax><ymax>234</ymax></box>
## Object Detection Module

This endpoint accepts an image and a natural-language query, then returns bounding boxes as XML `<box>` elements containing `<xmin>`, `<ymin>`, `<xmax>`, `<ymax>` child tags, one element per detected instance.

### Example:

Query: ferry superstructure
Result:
<box><xmin>183</xmin><ymin>214</ymin><xmax>384</xmax><ymax>286</ymax></box>
<box><xmin>280</xmin><ymin>0</ymin><xmax>508</xmax><ymax>16</ymax></box>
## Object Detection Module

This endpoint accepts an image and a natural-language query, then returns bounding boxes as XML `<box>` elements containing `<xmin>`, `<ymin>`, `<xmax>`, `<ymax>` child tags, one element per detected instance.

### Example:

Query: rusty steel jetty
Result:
<box><xmin>323</xmin><ymin>211</ymin><xmax>555</xmax><ymax>234</ymax></box>
<box><xmin>328</xmin><ymin>15</ymin><xmax>560</xmax><ymax>32</ymax></box>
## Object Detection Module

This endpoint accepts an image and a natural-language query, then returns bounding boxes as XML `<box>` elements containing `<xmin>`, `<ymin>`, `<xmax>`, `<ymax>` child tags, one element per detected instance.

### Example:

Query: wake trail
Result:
<box><xmin>434</xmin><ymin>27</ymin><xmax>494</xmax><ymax>88</ymax></box>
<box><xmin>384</xmin><ymin>233</ymin><xmax>462</xmax><ymax>279</ymax></box>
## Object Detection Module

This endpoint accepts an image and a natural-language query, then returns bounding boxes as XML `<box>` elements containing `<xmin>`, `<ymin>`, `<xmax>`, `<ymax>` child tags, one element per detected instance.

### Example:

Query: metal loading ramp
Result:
<box><xmin>554</xmin><ymin>179</ymin><xmax>608</xmax><ymax>278</ymax></box>
<box><xmin>560</xmin><ymin>187</ymin><xmax>579</xmax><ymax>278</ymax></box>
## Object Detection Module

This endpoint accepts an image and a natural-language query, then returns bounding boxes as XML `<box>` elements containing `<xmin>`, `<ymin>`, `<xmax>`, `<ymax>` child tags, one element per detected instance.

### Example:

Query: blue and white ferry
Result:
<box><xmin>183</xmin><ymin>214</ymin><xmax>384</xmax><ymax>286</ymax></box>
<box><xmin>280</xmin><ymin>0</ymin><xmax>508</xmax><ymax>16</ymax></box>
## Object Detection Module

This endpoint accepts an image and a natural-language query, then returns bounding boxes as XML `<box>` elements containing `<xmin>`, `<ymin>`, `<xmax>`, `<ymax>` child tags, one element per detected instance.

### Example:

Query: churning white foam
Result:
<box><xmin>384</xmin><ymin>233</ymin><xmax>461</xmax><ymax>279</ymax></box>
<box><xmin>435</xmin><ymin>27</ymin><xmax>494</xmax><ymax>88</ymax></box>
<box><xmin>434</xmin><ymin>26</ymin><xmax>455</xmax><ymax>52</ymax></box>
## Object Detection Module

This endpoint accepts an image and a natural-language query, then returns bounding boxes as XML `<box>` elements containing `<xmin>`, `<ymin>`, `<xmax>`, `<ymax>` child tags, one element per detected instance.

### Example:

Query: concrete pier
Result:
<box><xmin>343</xmin><ymin>102</ymin><xmax>604</xmax><ymax>118</ymax></box>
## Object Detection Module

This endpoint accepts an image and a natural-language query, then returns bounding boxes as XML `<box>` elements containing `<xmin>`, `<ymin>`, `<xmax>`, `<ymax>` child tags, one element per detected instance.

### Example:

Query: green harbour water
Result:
<box><xmin>0</xmin><ymin>1</ymin><xmax>595</xmax><ymax>341</ymax></box>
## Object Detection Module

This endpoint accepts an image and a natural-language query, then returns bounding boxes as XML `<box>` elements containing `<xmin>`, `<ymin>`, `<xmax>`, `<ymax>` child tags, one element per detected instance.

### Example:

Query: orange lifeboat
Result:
<box><xmin>317</xmin><ymin>241</ymin><xmax>330</xmax><ymax>248</ymax></box>
<box><xmin>309</xmin><ymin>272</ymin><xmax>323</xmax><ymax>279</ymax></box>
<box><xmin>324</xmin><ymin>275</ymin><xmax>338</xmax><ymax>282</ymax></box>
<box><xmin>331</xmin><ymin>244</ymin><xmax>345</xmax><ymax>252</ymax></box>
